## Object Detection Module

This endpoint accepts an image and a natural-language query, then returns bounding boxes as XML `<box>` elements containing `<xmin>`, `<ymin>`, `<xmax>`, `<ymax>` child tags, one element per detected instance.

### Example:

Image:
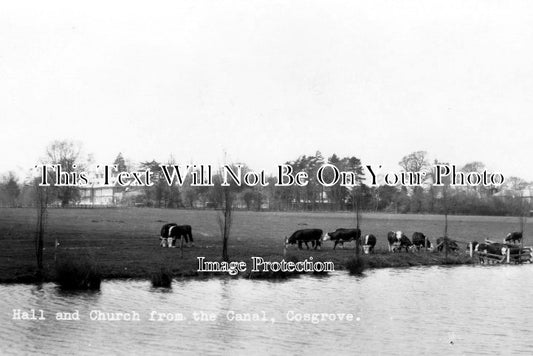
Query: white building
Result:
<box><xmin>78</xmin><ymin>172</ymin><xmax>123</xmax><ymax>206</ymax></box>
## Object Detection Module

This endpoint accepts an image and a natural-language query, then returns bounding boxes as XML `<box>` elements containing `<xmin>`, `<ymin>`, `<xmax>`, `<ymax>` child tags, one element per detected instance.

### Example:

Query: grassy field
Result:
<box><xmin>0</xmin><ymin>207</ymin><xmax>530</xmax><ymax>282</ymax></box>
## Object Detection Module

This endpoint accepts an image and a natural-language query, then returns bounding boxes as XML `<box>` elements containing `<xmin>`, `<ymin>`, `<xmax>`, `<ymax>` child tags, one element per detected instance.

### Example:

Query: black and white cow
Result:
<box><xmin>474</xmin><ymin>242</ymin><xmax>488</xmax><ymax>253</ymax></box>
<box><xmin>481</xmin><ymin>242</ymin><xmax>522</xmax><ymax>256</ymax></box>
<box><xmin>483</xmin><ymin>242</ymin><xmax>507</xmax><ymax>255</ymax></box>
<box><xmin>285</xmin><ymin>229</ymin><xmax>323</xmax><ymax>250</ymax></box>
<box><xmin>362</xmin><ymin>234</ymin><xmax>376</xmax><ymax>254</ymax></box>
<box><xmin>412</xmin><ymin>232</ymin><xmax>432</xmax><ymax>251</ymax></box>
<box><xmin>160</xmin><ymin>223</ymin><xmax>194</xmax><ymax>247</ymax></box>
<box><xmin>476</xmin><ymin>242</ymin><xmax>525</xmax><ymax>265</ymax></box>
<box><xmin>387</xmin><ymin>231</ymin><xmax>399</xmax><ymax>252</ymax></box>
<box><xmin>436</xmin><ymin>237</ymin><xmax>459</xmax><ymax>252</ymax></box>
<box><xmin>467</xmin><ymin>241</ymin><xmax>479</xmax><ymax>253</ymax></box>
<box><xmin>505</xmin><ymin>232</ymin><xmax>523</xmax><ymax>244</ymax></box>
<box><xmin>323</xmin><ymin>228</ymin><xmax>361</xmax><ymax>249</ymax></box>
<box><xmin>387</xmin><ymin>231</ymin><xmax>413</xmax><ymax>252</ymax></box>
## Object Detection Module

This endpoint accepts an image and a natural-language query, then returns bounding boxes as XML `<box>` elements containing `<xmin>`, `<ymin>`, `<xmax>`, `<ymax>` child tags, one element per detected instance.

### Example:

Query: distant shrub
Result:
<box><xmin>151</xmin><ymin>268</ymin><xmax>172</xmax><ymax>288</ymax></box>
<box><xmin>55</xmin><ymin>258</ymin><xmax>101</xmax><ymax>290</ymax></box>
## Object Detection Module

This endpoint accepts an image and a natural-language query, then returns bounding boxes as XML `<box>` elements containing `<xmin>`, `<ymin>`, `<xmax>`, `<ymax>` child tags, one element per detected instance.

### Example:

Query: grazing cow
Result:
<box><xmin>436</xmin><ymin>237</ymin><xmax>459</xmax><ymax>252</ymax></box>
<box><xmin>474</xmin><ymin>243</ymin><xmax>488</xmax><ymax>253</ymax></box>
<box><xmin>387</xmin><ymin>231</ymin><xmax>413</xmax><ymax>252</ymax></box>
<box><xmin>481</xmin><ymin>242</ymin><xmax>522</xmax><ymax>256</ymax></box>
<box><xmin>323</xmin><ymin>228</ymin><xmax>361</xmax><ymax>249</ymax></box>
<box><xmin>160</xmin><ymin>223</ymin><xmax>194</xmax><ymax>247</ymax></box>
<box><xmin>160</xmin><ymin>223</ymin><xmax>174</xmax><ymax>247</ymax></box>
<box><xmin>505</xmin><ymin>232</ymin><xmax>523</xmax><ymax>244</ymax></box>
<box><xmin>412</xmin><ymin>232</ymin><xmax>432</xmax><ymax>251</ymax></box>
<box><xmin>474</xmin><ymin>242</ymin><xmax>489</xmax><ymax>263</ymax></box>
<box><xmin>397</xmin><ymin>233</ymin><xmax>414</xmax><ymax>252</ymax></box>
<box><xmin>476</xmin><ymin>242</ymin><xmax>525</xmax><ymax>264</ymax></box>
<box><xmin>387</xmin><ymin>231</ymin><xmax>399</xmax><ymax>252</ymax></box>
<box><xmin>467</xmin><ymin>241</ymin><xmax>479</xmax><ymax>253</ymax></box>
<box><xmin>285</xmin><ymin>229</ymin><xmax>323</xmax><ymax>250</ymax></box>
<box><xmin>473</xmin><ymin>242</ymin><xmax>496</xmax><ymax>263</ymax></box>
<box><xmin>483</xmin><ymin>242</ymin><xmax>507</xmax><ymax>256</ymax></box>
<box><xmin>362</xmin><ymin>234</ymin><xmax>376</xmax><ymax>254</ymax></box>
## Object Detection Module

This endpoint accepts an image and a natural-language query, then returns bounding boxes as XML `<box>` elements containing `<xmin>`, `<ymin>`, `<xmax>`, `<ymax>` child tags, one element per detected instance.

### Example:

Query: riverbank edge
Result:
<box><xmin>0</xmin><ymin>253</ymin><xmax>477</xmax><ymax>284</ymax></box>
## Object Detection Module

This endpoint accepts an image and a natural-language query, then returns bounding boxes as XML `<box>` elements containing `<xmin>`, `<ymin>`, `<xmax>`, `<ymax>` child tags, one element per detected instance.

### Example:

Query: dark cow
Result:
<box><xmin>323</xmin><ymin>228</ymin><xmax>361</xmax><ymax>249</ymax></box>
<box><xmin>412</xmin><ymin>232</ymin><xmax>432</xmax><ymax>251</ymax></box>
<box><xmin>483</xmin><ymin>242</ymin><xmax>507</xmax><ymax>256</ymax></box>
<box><xmin>474</xmin><ymin>242</ymin><xmax>488</xmax><ymax>253</ymax></box>
<box><xmin>285</xmin><ymin>229</ymin><xmax>323</xmax><ymax>250</ymax></box>
<box><xmin>398</xmin><ymin>234</ymin><xmax>413</xmax><ymax>252</ymax></box>
<box><xmin>436</xmin><ymin>237</ymin><xmax>459</xmax><ymax>252</ymax></box>
<box><xmin>474</xmin><ymin>242</ymin><xmax>490</xmax><ymax>263</ymax></box>
<box><xmin>362</xmin><ymin>234</ymin><xmax>376</xmax><ymax>254</ymax></box>
<box><xmin>505</xmin><ymin>232</ymin><xmax>523</xmax><ymax>244</ymax></box>
<box><xmin>160</xmin><ymin>223</ymin><xmax>194</xmax><ymax>247</ymax></box>
<box><xmin>505</xmin><ymin>245</ymin><xmax>524</xmax><ymax>257</ymax></box>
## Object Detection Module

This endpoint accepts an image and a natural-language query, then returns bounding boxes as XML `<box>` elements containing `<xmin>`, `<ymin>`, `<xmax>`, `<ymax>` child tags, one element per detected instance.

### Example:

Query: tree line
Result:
<box><xmin>0</xmin><ymin>141</ymin><xmax>531</xmax><ymax>217</ymax></box>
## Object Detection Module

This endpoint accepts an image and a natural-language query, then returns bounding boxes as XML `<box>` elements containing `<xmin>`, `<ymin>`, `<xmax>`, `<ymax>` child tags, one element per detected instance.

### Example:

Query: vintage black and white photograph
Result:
<box><xmin>1</xmin><ymin>1</ymin><xmax>533</xmax><ymax>354</ymax></box>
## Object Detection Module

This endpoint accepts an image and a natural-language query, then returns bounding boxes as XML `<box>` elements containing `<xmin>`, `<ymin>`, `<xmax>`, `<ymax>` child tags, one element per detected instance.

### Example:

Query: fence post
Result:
<box><xmin>506</xmin><ymin>248</ymin><xmax>510</xmax><ymax>263</ymax></box>
<box><xmin>469</xmin><ymin>243</ymin><xmax>473</xmax><ymax>258</ymax></box>
<box><xmin>54</xmin><ymin>237</ymin><xmax>58</xmax><ymax>263</ymax></box>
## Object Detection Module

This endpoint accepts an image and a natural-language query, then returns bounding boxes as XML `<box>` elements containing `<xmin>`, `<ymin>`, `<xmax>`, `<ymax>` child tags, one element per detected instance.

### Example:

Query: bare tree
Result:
<box><xmin>398</xmin><ymin>151</ymin><xmax>429</xmax><ymax>173</ymax></box>
<box><xmin>462</xmin><ymin>161</ymin><xmax>489</xmax><ymax>196</ymax></box>
<box><xmin>398</xmin><ymin>151</ymin><xmax>430</xmax><ymax>213</ymax></box>
<box><xmin>518</xmin><ymin>188</ymin><xmax>530</xmax><ymax>252</ymax></box>
<box><xmin>506</xmin><ymin>176</ymin><xmax>528</xmax><ymax>192</ymax></box>
<box><xmin>34</xmin><ymin>179</ymin><xmax>49</xmax><ymax>273</ymax></box>
<box><xmin>2</xmin><ymin>172</ymin><xmax>20</xmax><ymax>207</ymax></box>
<box><xmin>218</xmin><ymin>185</ymin><xmax>234</xmax><ymax>262</ymax></box>
<box><xmin>352</xmin><ymin>187</ymin><xmax>362</xmax><ymax>256</ymax></box>
<box><xmin>164</xmin><ymin>155</ymin><xmax>181</xmax><ymax>208</ymax></box>
<box><xmin>212</xmin><ymin>161</ymin><xmax>245</xmax><ymax>262</ymax></box>
<box><xmin>434</xmin><ymin>160</ymin><xmax>452</xmax><ymax>259</ymax></box>
<box><xmin>45</xmin><ymin>140</ymin><xmax>83</xmax><ymax>206</ymax></box>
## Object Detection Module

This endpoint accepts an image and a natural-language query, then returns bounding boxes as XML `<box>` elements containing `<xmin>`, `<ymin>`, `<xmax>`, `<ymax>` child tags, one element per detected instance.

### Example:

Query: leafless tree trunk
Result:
<box><xmin>352</xmin><ymin>188</ymin><xmax>362</xmax><ymax>256</ymax></box>
<box><xmin>218</xmin><ymin>187</ymin><xmax>234</xmax><ymax>262</ymax></box>
<box><xmin>444</xmin><ymin>212</ymin><xmax>449</xmax><ymax>260</ymax></box>
<box><xmin>443</xmin><ymin>183</ymin><xmax>449</xmax><ymax>260</ymax></box>
<box><xmin>34</xmin><ymin>181</ymin><xmax>49</xmax><ymax>273</ymax></box>
<box><xmin>519</xmin><ymin>194</ymin><xmax>529</xmax><ymax>253</ymax></box>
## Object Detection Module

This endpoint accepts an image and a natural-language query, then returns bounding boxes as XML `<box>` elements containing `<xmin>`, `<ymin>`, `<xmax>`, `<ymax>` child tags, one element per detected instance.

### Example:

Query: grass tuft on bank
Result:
<box><xmin>346</xmin><ymin>256</ymin><xmax>367</xmax><ymax>275</ymax></box>
<box><xmin>55</xmin><ymin>258</ymin><xmax>101</xmax><ymax>290</ymax></box>
<box><xmin>151</xmin><ymin>267</ymin><xmax>173</xmax><ymax>288</ymax></box>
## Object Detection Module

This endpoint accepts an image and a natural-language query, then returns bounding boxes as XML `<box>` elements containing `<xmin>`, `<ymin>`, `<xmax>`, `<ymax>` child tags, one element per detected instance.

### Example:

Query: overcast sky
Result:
<box><xmin>2</xmin><ymin>0</ymin><xmax>533</xmax><ymax>181</ymax></box>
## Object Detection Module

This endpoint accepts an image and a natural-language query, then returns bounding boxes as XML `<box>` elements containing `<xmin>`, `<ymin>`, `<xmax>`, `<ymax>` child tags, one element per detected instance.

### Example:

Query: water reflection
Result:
<box><xmin>1</xmin><ymin>265</ymin><xmax>533</xmax><ymax>355</ymax></box>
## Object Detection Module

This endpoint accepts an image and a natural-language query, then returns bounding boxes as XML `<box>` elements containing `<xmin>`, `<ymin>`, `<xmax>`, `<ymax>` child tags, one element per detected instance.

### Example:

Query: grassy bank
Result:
<box><xmin>0</xmin><ymin>208</ymin><xmax>522</xmax><ymax>283</ymax></box>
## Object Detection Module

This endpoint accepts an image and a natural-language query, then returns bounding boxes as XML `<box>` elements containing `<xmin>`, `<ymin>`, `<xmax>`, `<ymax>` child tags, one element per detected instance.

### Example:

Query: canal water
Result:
<box><xmin>1</xmin><ymin>265</ymin><xmax>532</xmax><ymax>355</ymax></box>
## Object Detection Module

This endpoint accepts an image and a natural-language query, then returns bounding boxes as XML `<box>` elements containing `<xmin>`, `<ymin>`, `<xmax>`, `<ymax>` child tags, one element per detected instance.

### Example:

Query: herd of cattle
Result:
<box><xmin>159</xmin><ymin>222</ymin><xmax>524</xmax><ymax>257</ymax></box>
<box><xmin>284</xmin><ymin>228</ymin><xmax>436</xmax><ymax>253</ymax></box>
<box><xmin>283</xmin><ymin>228</ymin><xmax>524</xmax><ymax>255</ymax></box>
